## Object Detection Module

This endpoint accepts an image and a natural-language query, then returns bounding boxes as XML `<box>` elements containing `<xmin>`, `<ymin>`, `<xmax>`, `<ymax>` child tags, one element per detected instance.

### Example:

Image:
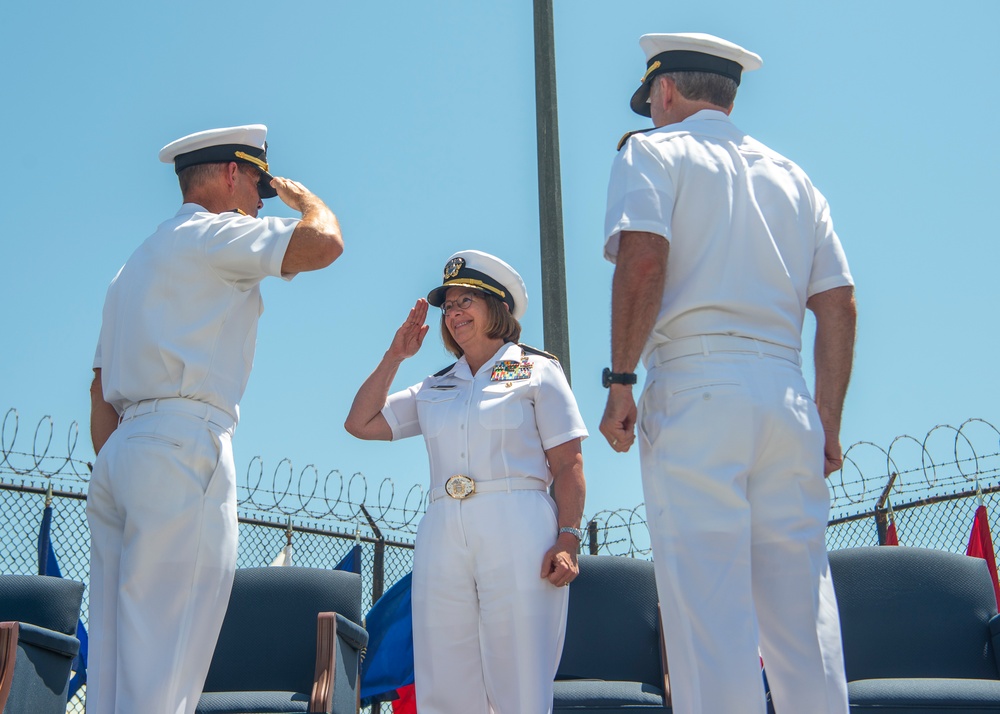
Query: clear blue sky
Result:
<box><xmin>3</xmin><ymin>1</ymin><xmax>998</xmax><ymax>526</ymax></box>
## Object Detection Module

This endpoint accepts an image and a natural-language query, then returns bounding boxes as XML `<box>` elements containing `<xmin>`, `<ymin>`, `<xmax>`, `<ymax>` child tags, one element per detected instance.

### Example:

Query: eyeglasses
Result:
<box><xmin>241</xmin><ymin>168</ymin><xmax>262</xmax><ymax>185</ymax></box>
<box><xmin>441</xmin><ymin>294</ymin><xmax>477</xmax><ymax>316</ymax></box>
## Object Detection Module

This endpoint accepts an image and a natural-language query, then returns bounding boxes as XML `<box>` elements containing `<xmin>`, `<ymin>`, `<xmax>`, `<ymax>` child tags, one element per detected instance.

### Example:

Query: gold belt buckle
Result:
<box><xmin>445</xmin><ymin>474</ymin><xmax>476</xmax><ymax>499</ymax></box>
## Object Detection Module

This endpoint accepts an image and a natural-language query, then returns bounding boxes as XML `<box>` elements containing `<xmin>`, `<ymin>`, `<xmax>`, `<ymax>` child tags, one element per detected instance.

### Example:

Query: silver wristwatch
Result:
<box><xmin>559</xmin><ymin>526</ymin><xmax>584</xmax><ymax>541</ymax></box>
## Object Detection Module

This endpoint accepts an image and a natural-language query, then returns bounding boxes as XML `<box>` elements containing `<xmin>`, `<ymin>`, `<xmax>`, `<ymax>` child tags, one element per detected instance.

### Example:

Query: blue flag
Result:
<box><xmin>360</xmin><ymin>572</ymin><xmax>414</xmax><ymax>704</ymax></box>
<box><xmin>37</xmin><ymin>502</ymin><xmax>89</xmax><ymax>699</ymax></box>
<box><xmin>334</xmin><ymin>544</ymin><xmax>362</xmax><ymax>574</ymax></box>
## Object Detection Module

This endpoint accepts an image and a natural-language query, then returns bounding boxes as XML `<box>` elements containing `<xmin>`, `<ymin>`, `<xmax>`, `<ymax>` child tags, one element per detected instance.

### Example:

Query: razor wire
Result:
<box><xmin>5</xmin><ymin>406</ymin><xmax>1000</xmax><ymax>557</ymax></box>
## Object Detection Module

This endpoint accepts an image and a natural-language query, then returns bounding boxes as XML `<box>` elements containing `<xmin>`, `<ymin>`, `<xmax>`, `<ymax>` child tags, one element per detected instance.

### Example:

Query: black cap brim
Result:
<box><xmin>257</xmin><ymin>170</ymin><xmax>277</xmax><ymax>199</ymax></box>
<box><xmin>630</xmin><ymin>83</ymin><xmax>653</xmax><ymax>118</ymax></box>
<box><xmin>630</xmin><ymin>49</ymin><xmax>746</xmax><ymax>117</ymax></box>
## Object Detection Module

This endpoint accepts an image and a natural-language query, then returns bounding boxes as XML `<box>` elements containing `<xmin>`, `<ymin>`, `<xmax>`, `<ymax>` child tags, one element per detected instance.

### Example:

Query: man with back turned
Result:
<box><xmin>88</xmin><ymin>124</ymin><xmax>344</xmax><ymax>713</ymax></box>
<box><xmin>600</xmin><ymin>34</ymin><xmax>856</xmax><ymax>714</ymax></box>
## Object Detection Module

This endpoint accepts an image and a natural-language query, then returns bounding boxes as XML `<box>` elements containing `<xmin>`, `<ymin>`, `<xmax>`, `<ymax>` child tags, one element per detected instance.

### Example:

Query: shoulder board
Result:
<box><xmin>433</xmin><ymin>362</ymin><xmax>457</xmax><ymax>377</ymax></box>
<box><xmin>617</xmin><ymin>127</ymin><xmax>655</xmax><ymax>152</ymax></box>
<box><xmin>227</xmin><ymin>208</ymin><xmax>249</xmax><ymax>216</ymax></box>
<box><xmin>519</xmin><ymin>344</ymin><xmax>558</xmax><ymax>361</ymax></box>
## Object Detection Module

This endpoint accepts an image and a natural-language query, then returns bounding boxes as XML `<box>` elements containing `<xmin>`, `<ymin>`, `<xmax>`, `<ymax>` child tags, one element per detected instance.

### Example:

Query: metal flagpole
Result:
<box><xmin>532</xmin><ymin>0</ymin><xmax>572</xmax><ymax>384</ymax></box>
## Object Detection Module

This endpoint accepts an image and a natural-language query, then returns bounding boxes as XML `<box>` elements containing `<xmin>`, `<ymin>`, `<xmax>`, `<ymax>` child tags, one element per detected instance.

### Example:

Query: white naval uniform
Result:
<box><xmin>89</xmin><ymin>203</ymin><xmax>297</xmax><ymax>714</ymax></box>
<box><xmin>604</xmin><ymin>110</ymin><xmax>853</xmax><ymax>714</ymax></box>
<box><xmin>382</xmin><ymin>342</ymin><xmax>588</xmax><ymax>714</ymax></box>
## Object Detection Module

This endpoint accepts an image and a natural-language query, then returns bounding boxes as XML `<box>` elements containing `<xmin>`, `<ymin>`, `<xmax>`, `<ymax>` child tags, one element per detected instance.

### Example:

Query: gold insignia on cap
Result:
<box><xmin>443</xmin><ymin>257</ymin><xmax>466</xmax><ymax>280</ymax></box>
<box><xmin>442</xmin><ymin>278</ymin><xmax>505</xmax><ymax>299</ymax></box>
<box><xmin>640</xmin><ymin>60</ymin><xmax>662</xmax><ymax>84</ymax></box>
<box><xmin>235</xmin><ymin>151</ymin><xmax>269</xmax><ymax>172</ymax></box>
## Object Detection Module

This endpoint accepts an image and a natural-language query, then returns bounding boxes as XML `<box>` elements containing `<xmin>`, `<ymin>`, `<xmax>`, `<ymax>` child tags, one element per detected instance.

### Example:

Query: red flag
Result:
<box><xmin>966</xmin><ymin>505</ymin><xmax>1000</xmax><ymax>610</ymax></box>
<box><xmin>883</xmin><ymin>521</ymin><xmax>899</xmax><ymax>545</ymax></box>
<box><xmin>391</xmin><ymin>683</ymin><xmax>417</xmax><ymax>713</ymax></box>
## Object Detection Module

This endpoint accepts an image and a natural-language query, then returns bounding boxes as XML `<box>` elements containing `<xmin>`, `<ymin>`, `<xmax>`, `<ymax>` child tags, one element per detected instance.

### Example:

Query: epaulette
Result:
<box><xmin>227</xmin><ymin>208</ymin><xmax>249</xmax><ymax>216</ymax></box>
<box><xmin>433</xmin><ymin>362</ymin><xmax>457</xmax><ymax>377</ymax></box>
<box><xmin>519</xmin><ymin>343</ymin><xmax>558</xmax><ymax>361</ymax></box>
<box><xmin>617</xmin><ymin>127</ymin><xmax>655</xmax><ymax>152</ymax></box>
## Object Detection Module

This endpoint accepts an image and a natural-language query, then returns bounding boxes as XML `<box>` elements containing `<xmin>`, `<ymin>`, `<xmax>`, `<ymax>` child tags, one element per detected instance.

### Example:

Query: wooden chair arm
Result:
<box><xmin>658</xmin><ymin>605</ymin><xmax>671</xmax><ymax>707</ymax></box>
<box><xmin>0</xmin><ymin>621</ymin><xmax>19</xmax><ymax>712</ymax></box>
<box><xmin>309</xmin><ymin>611</ymin><xmax>368</xmax><ymax>714</ymax></box>
<box><xmin>310</xmin><ymin>612</ymin><xmax>338</xmax><ymax>714</ymax></box>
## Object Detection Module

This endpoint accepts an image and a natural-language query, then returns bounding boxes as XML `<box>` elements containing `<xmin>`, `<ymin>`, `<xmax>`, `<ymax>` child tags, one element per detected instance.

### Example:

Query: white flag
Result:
<box><xmin>270</xmin><ymin>544</ymin><xmax>294</xmax><ymax>567</ymax></box>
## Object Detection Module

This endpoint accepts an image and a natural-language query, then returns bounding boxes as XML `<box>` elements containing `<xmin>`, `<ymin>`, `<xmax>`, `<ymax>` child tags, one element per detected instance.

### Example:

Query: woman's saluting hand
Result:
<box><xmin>388</xmin><ymin>299</ymin><xmax>430</xmax><ymax>361</ymax></box>
<box><xmin>344</xmin><ymin>298</ymin><xmax>429</xmax><ymax>441</ymax></box>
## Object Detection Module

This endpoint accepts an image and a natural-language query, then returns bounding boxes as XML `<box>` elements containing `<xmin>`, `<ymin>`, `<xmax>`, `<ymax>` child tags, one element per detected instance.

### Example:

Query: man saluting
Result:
<box><xmin>88</xmin><ymin>124</ymin><xmax>344</xmax><ymax>714</ymax></box>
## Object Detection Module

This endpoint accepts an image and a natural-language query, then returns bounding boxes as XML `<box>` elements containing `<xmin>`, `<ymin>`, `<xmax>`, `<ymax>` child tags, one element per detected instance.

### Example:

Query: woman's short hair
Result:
<box><xmin>441</xmin><ymin>291</ymin><xmax>521</xmax><ymax>357</ymax></box>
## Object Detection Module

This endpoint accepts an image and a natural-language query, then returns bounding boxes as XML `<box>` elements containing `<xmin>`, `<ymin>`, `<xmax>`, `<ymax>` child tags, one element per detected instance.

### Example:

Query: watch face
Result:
<box><xmin>602</xmin><ymin>367</ymin><xmax>612</xmax><ymax>388</ymax></box>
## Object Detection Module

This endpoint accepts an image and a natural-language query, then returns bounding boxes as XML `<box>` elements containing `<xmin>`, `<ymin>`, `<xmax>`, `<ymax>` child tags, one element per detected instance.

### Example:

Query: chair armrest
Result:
<box><xmin>14</xmin><ymin>622</ymin><xmax>80</xmax><ymax>659</ymax></box>
<box><xmin>310</xmin><ymin>612</ymin><xmax>369</xmax><ymax>714</ymax></box>
<box><xmin>331</xmin><ymin>614</ymin><xmax>368</xmax><ymax>652</ymax></box>
<box><xmin>1</xmin><ymin>620</ymin><xmax>80</xmax><ymax>714</ymax></box>
<box><xmin>989</xmin><ymin>613</ymin><xmax>1000</xmax><ymax>675</ymax></box>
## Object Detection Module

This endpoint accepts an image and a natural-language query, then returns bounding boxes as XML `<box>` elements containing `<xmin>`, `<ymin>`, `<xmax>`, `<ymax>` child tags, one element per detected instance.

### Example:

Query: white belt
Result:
<box><xmin>429</xmin><ymin>476</ymin><xmax>547</xmax><ymax>503</ymax></box>
<box><xmin>651</xmin><ymin>335</ymin><xmax>800</xmax><ymax>367</ymax></box>
<box><xmin>119</xmin><ymin>398</ymin><xmax>236</xmax><ymax>432</ymax></box>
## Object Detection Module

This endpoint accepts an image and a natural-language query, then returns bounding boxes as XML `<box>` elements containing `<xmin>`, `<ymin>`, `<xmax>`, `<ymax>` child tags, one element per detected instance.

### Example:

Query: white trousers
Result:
<box><xmin>86</xmin><ymin>404</ymin><xmax>238</xmax><ymax>714</ymax></box>
<box><xmin>638</xmin><ymin>352</ymin><xmax>849</xmax><ymax>714</ymax></box>
<box><xmin>412</xmin><ymin>490</ymin><xmax>569</xmax><ymax>714</ymax></box>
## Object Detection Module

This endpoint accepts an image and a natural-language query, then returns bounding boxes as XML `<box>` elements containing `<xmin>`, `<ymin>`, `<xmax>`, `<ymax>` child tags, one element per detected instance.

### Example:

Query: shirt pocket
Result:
<box><xmin>415</xmin><ymin>389</ymin><xmax>461</xmax><ymax>438</ymax></box>
<box><xmin>478</xmin><ymin>381</ymin><xmax>528</xmax><ymax>430</ymax></box>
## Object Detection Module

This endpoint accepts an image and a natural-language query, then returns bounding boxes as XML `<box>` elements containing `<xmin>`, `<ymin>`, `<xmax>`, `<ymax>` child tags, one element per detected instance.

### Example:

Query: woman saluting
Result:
<box><xmin>345</xmin><ymin>250</ymin><xmax>588</xmax><ymax>714</ymax></box>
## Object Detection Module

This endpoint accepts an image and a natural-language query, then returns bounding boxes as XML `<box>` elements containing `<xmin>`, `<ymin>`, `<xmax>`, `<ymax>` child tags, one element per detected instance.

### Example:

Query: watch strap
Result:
<box><xmin>559</xmin><ymin>526</ymin><xmax>585</xmax><ymax>541</ymax></box>
<box><xmin>603</xmin><ymin>367</ymin><xmax>638</xmax><ymax>387</ymax></box>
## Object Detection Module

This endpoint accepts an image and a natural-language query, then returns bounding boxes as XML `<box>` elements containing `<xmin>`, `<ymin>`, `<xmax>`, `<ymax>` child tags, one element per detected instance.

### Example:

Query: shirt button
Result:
<box><xmin>460</xmin><ymin>453</ymin><xmax>465</xmax><ymax>458</ymax></box>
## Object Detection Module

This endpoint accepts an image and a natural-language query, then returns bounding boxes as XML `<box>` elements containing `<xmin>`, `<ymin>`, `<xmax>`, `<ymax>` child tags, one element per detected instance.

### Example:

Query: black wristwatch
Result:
<box><xmin>602</xmin><ymin>367</ymin><xmax>637</xmax><ymax>388</ymax></box>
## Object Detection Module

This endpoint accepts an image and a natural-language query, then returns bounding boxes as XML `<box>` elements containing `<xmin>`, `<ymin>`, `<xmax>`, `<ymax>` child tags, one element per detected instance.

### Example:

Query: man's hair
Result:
<box><xmin>662</xmin><ymin>71</ymin><xmax>738</xmax><ymax>108</ymax></box>
<box><xmin>440</xmin><ymin>291</ymin><xmax>521</xmax><ymax>357</ymax></box>
<box><xmin>177</xmin><ymin>162</ymin><xmax>227</xmax><ymax>195</ymax></box>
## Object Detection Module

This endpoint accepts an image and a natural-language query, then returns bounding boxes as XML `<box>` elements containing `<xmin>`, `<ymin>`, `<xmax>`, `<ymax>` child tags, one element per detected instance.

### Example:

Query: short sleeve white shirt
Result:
<box><xmin>94</xmin><ymin>203</ymin><xmax>299</xmax><ymax>421</ymax></box>
<box><xmin>381</xmin><ymin>343</ymin><xmax>588</xmax><ymax>491</ymax></box>
<box><xmin>604</xmin><ymin>110</ymin><xmax>853</xmax><ymax>365</ymax></box>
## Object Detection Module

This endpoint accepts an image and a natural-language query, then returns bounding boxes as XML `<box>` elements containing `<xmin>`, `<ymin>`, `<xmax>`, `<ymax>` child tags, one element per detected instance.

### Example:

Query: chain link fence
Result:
<box><xmin>3</xmin><ymin>407</ymin><xmax>1000</xmax><ymax>712</ymax></box>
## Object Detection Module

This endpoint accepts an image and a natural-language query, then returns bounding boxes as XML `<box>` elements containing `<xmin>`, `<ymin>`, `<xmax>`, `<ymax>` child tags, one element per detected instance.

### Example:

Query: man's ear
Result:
<box><xmin>225</xmin><ymin>161</ymin><xmax>239</xmax><ymax>191</ymax></box>
<box><xmin>658</xmin><ymin>75</ymin><xmax>675</xmax><ymax>107</ymax></box>
<box><xmin>647</xmin><ymin>75</ymin><xmax>667</xmax><ymax>115</ymax></box>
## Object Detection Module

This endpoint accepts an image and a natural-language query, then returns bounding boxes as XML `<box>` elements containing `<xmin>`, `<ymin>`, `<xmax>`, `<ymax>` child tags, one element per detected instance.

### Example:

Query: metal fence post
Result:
<box><xmin>873</xmin><ymin>472</ymin><xmax>898</xmax><ymax>546</ymax></box>
<box><xmin>360</xmin><ymin>504</ymin><xmax>385</xmax><ymax>602</ymax></box>
<box><xmin>359</xmin><ymin>504</ymin><xmax>385</xmax><ymax>714</ymax></box>
<box><xmin>873</xmin><ymin>508</ymin><xmax>889</xmax><ymax>545</ymax></box>
<box><xmin>587</xmin><ymin>519</ymin><xmax>599</xmax><ymax>555</ymax></box>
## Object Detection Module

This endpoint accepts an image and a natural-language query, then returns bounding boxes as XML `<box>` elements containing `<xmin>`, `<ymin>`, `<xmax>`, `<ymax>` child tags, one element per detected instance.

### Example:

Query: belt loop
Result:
<box><xmin>699</xmin><ymin>335</ymin><xmax>710</xmax><ymax>356</ymax></box>
<box><xmin>751</xmin><ymin>338</ymin><xmax>763</xmax><ymax>359</ymax></box>
<box><xmin>505</xmin><ymin>478</ymin><xmax>512</xmax><ymax>494</ymax></box>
